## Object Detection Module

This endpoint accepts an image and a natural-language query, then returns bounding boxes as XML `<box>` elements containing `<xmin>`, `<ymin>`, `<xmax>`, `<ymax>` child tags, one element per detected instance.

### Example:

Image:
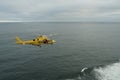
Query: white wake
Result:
<box><xmin>94</xmin><ymin>61</ymin><xmax>120</xmax><ymax>80</ymax></box>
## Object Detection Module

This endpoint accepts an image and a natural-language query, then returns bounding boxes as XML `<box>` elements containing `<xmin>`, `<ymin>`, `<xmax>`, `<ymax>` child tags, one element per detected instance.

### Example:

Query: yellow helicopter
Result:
<box><xmin>15</xmin><ymin>34</ymin><xmax>56</xmax><ymax>46</ymax></box>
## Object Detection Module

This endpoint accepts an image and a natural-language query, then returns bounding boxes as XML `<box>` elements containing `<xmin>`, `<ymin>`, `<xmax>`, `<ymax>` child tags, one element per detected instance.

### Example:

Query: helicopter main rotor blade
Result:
<box><xmin>45</xmin><ymin>34</ymin><xmax>56</xmax><ymax>37</ymax></box>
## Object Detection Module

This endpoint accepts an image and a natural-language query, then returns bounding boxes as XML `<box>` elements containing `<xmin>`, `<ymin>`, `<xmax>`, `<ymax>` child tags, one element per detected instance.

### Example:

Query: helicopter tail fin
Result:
<box><xmin>15</xmin><ymin>36</ymin><xmax>24</xmax><ymax>44</ymax></box>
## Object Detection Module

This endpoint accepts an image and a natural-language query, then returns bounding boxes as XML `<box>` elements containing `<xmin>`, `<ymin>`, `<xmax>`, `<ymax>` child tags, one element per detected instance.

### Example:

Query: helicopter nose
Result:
<box><xmin>52</xmin><ymin>40</ymin><xmax>56</xmax><ymax>43</ymax></box>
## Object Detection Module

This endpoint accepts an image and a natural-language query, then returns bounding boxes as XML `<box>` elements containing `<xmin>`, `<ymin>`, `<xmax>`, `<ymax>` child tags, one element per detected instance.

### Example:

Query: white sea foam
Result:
<box><xmin>94</xmin><ymin>61</ymin><xmax>120</xmax><ymax>80</ymax></box>
<box><xmin>65</xmin><ymin>61</ymin><xmax>120</xmax><ymax>80</ymax></box>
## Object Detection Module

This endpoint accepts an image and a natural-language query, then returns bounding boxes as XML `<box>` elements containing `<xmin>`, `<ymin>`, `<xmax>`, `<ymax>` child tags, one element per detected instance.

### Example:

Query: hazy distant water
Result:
<box><xmin>0</xmin><ymin>22</ymin><xmax>120</xmax><ymax>80</ymax></box>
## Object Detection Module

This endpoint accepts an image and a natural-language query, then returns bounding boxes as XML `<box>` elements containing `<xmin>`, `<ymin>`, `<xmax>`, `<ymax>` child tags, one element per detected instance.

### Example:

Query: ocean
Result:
<box><xmin>0</xmin><ymin>22</ymin><xmax>120</xmax><ymax>80</ymax></box>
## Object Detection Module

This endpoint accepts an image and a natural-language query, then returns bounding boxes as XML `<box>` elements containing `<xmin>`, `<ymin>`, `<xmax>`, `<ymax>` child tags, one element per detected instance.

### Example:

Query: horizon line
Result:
<box><xmin>0</xmin><ymin>21</ymin><xmax>120</xmax><ymax>23</ymax></box>
<box><xmin>0</xmin><ymin>20</ymin><xmax>120</xmax><ymax>22</ymax></box>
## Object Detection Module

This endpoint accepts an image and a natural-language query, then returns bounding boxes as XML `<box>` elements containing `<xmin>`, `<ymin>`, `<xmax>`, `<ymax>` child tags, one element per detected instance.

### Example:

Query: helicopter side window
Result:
<box><xmin>33</xmin><ymin>39</ymin><xmax>35</xmax><ymax>41</ymax></box>
<box><xmin>43</xmin><ymin>39</ymin><xmax>48</xmax><ymax>44</ymax></box>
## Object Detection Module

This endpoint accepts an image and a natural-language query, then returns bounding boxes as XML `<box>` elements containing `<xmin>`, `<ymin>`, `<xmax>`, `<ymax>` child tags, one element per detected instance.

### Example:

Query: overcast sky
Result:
<box><xmin>0</xmin><ymin>0</ymin><xmax>120</xmax><ymax>22</ymax></box>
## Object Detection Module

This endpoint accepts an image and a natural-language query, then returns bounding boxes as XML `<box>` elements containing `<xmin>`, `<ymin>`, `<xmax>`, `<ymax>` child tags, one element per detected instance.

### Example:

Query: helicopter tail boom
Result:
<box><xmin>15</xmin><ymin>36</ymin><xmax>24</xmax><ymax>44</ymax></box>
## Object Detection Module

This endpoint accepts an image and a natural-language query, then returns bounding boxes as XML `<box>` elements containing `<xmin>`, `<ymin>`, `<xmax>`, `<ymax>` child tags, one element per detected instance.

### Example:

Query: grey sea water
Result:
<box><xmin>0</xmin><ymin>22</ymin><xmax>120</xmax><ymax>80</ymax></box>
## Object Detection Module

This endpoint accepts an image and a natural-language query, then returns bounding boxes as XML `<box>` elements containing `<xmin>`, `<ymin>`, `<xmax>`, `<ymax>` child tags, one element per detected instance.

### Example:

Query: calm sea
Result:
<box><xmin>0</xmin><ymin>22</ymin><xmax>120</xmax><ymax>80</ymax></box>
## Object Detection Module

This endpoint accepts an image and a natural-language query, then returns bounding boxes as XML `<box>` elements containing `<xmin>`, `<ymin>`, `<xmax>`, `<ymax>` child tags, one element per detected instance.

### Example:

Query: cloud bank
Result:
<box><xmin>0</xmin><ymin>0</ymin><xmax>120</xmax><ymax>22</ymax></box>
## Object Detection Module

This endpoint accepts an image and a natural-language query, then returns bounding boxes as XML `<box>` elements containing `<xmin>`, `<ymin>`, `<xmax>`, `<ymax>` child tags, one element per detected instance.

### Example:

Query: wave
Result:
<box><xmin>63</xmin><ymin>60</ymin><xmax>120</xmax><ymax>80</ymax></box>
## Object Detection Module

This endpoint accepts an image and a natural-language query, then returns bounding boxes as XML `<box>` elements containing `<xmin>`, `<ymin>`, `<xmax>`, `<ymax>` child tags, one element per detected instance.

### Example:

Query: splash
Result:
<box><xmin>94</xmin><ymin>61</ymin><xmax>120</xmax><ymax>80</ymax></box>
<box><xmin>63</xmin><ymin>61</ymin><xmax>120</xmax><ymax>80</ymax></box>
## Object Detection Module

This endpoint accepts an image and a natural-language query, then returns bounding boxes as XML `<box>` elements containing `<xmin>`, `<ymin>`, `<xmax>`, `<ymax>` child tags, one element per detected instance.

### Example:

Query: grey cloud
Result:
<box><xmin>0</xmin><ymin>0</ymin><xmax>120</xmax><ymax>22</ymax></box>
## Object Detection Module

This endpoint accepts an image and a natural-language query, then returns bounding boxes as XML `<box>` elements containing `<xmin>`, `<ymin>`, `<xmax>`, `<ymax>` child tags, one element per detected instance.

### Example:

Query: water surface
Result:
<box><xmin>0</xmin><ymin>22</ymin><xmax>120</xmax><ymax>80</ymax></box>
